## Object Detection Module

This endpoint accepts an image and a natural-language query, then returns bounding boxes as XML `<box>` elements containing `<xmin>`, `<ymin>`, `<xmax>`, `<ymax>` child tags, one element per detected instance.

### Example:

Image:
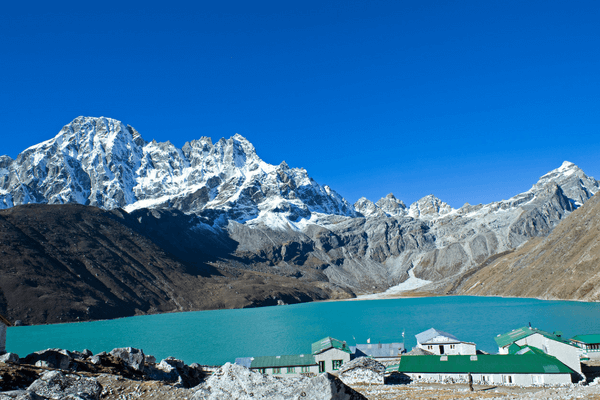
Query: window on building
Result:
<box><xmin>318</xmin><ymin>361</ymin><xmax>325</xmax><ymax>373</ymax></box>
<box><xmin>532</xmin><ymin>375</ymin><xmax>543</xmax><ymax>384</ymax></box>
<box><xmin>332</xmin><ymin>360</ymin><xmax>343</xmax><ymax>370</ymax></box>
<box><xmin>258</xmin><ymin>368</ymin><xmax>266</xmax><ymax>374</ymax></box>
<box><xmin>503</xmin><ymin>375</ymin><xmax>513</xmax><ymax>384</ymax></box>
<box><xmin>287</xmin><ymin>367</ymin><xmax>295</xmax><ymax>374</ymax></box>
<box><xmin>301</xmin><ymin>366</ymin><xmax>310</xmax><ymax>373</ymax></box>
<box><xmin>273</xmin><ymin>368</ymin><xmax>281</xmax><ymax>374</ymax></box>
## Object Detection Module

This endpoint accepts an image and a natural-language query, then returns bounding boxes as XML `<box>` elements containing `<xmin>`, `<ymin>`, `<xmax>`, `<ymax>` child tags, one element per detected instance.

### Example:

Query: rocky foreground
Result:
<box><xmin>3</xmin><ymin>349</ymin><xmax>600</xmax><ymax>399</ymax></box>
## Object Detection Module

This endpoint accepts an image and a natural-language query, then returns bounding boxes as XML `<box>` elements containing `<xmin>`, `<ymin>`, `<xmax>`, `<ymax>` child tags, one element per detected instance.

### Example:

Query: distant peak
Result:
<box><xmin>558</xmin><ymin>161</ymin><xmax>577</xmax><ymax>171</ymax></box>
<box><xmin>232</xmin><ymin>133</ymin><xmax>249</xmax><ymax>142</ymax></box>
<box><xmin>539</xmin><ymin>161</ymin><xmax>584</xmax><ymax>181</ymax></box>
<box><xmin>355</xmin><ymin>197</ymin><xmax>374</xmax><ymax>205</ymax></box>
<box><xmin>385</xmin><ymin>193</ymin><xmax>397</xmax><ymax>200</ymax></box>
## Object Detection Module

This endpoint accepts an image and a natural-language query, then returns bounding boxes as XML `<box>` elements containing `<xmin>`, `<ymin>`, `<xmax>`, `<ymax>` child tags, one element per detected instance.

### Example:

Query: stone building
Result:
<box><xmin>495</xmin><ymin>326</ymin><xmax>582</xmax><ymax>376</ymax></box>
<box><xmin>416</xmin><ymin>328</ymin><xmax>476</xmax><ymax>355</ymax></box>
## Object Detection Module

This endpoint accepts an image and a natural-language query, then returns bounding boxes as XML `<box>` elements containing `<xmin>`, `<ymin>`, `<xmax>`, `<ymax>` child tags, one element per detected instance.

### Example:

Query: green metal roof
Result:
<box><xmin>494</xmin><ymin>326</ymin><xmax>575</xmax><ymax>348</ymax></box>
<box><xmin>508</xmin><ymin>344</ymin><xmax>550</xmax><ymax>356</ymax></box>
<box><xmin>387</xmin><ymin>353</ymin><xmax>574</xmax><ymax>375</ymax></box>
<box><xmin>311</xmin><ymin>337</ymin><xmax>352</xmax><ymax>355</ymax></box>
<box><xmin>571</xmin><ymin>334</ymin><xmax>600</xmax><ymax>344</ymax></box>
<box><xmin>250</xmin><ymin>354</ymin><xmax>316</xmax><ymax>369</ymax></box>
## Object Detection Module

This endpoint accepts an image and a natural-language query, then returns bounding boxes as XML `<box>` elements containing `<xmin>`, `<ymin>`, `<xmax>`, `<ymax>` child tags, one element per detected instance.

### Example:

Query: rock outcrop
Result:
<box><xmin>337</xmin><ymin>357</ymin><xmax>385</xmax><ymax>385</ymax></box>
<box><xmin>191</xmin><ymin>362</ymin><xmax>366</xmax><ymax>400</ymax></box>
<box><xmin>25</xmin><ymin>370</ymin><xmax>102</xmax><ymax>400</ymax></box>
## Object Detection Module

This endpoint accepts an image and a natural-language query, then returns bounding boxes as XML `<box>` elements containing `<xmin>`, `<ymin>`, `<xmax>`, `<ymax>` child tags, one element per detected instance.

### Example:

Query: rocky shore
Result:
<box><xmin>2</xmin><ymin>348</ymin><xmax>600</xmax><ymax>399</ymax></box>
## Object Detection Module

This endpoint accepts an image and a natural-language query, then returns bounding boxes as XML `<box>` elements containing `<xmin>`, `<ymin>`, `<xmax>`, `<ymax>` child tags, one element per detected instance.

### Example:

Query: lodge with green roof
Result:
<box><xmin>386</xmin><ymin>352</ymin><xmax>575</xmax><ymax>386</ymax></box>
<box><xmin>494</xmin><ymin>326</ymin><xmax>583</xmax><ymax>377</ymax></box>
<box><xmin>235</xmin><ymin>336</ymin><xmax>352</xmax><ymax>377</ymax></box>
<box><xmin>570</xmin><ymin>334</ymin><xmax>600</xmax><ymax>361</ymax></box>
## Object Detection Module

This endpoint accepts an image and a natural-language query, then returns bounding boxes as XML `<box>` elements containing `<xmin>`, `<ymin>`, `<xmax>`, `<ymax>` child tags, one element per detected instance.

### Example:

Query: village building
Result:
<box><xmin>386</xmin><ymin>351</ymin><xmax>575</xmax><ymax>386</ymax></box>
<box><xmin>495</xmin><ymin>326</ymin><xmax>582</xmax><ymax>376</ymax></box>
<box><xmin>415</xmin><ymin>328</ymin><xmax>476</xmax><ymax>355</ymax></box>
<box><xmin>0</xmin><ymin>314</ymin><xmax>10</xmax><ymax>355</ymax></box>
<box><xmin>569</xmin><ymin>335</ymin><xmax>600</xmax><ymax>361</ymax></box>
<box><xmin>235</xmin><ymin>353</ymin><xmax>319</xmax><ymax>377</ymax></box>
<box><xmin>350</xmin><ymin>342</ymin><xmax>405</xmax><ymax>363</ymax></box>
<box><xmin>235</xmin><ymin>336</ymin><xmax>352</xmax><ymax>377</ymax></box>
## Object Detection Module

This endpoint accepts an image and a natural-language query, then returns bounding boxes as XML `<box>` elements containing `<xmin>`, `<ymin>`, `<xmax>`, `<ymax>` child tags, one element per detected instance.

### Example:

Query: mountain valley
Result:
<box><xmin>1</xmin><ymin>116</ymin><xmax>599</xmax><ymax>324</ymax></box>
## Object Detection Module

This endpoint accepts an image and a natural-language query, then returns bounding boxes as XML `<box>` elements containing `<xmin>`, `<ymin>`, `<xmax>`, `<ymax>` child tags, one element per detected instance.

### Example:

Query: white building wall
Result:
<box><xmin>405</xmin><ymin>372</ymin><xmax>571</xmax><ymax>386</ymax></box>
<box><xmin>314</xmin><ymin>348</ymin><xmax>351</xmax><ymax>373</ymax></box>
<box><xmin>580</xmin><ymin>346</ymin><xmax>600</xmax><ymax>360</ymax></box>
<box><xmin>418</xmin><ymin>342</ymin><xmax>476</xmax><ymax>355</ymax></box>
<box><xmin>255</xmin><ymin>365</ymin><xmax>319</xmax><ymax>377</ymax></box>
<box><xmin>0</xmin><ymin>322</ymin><xmax>6</xmax><ymax>354</ymax></box>
<box><xmin>515</xmin><ymin>334</ymin><xmax>582</xmax><ymax>375</ymax></box>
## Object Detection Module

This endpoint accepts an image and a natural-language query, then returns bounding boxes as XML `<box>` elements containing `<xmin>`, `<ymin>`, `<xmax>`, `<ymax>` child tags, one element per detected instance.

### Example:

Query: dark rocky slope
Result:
<box><xmin>441</xmin><ymin>191</ymin><xmax>600</xmax><ymax>301</ymax></box>
<box><xmin>0</xmin><ymin>204</ymin><xmax>352</xmax><ymax>325</ymax></box>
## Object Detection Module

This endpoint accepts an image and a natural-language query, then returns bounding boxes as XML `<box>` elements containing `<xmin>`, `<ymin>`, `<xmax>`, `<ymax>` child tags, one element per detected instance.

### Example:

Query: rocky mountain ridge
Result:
<box><xmin>1</xmin><ymin>116</ymin><xmax>599</xmax><ymax>308</ymax></box>
<box><xmin>443</xmin><ymin>184</ymin><xmax>600</xmax><ymax>301</ymax></box>
<box><xmin>0</xmin><ymin>116</ymin><xmax>355</xmax><ymax>226</ymax></box>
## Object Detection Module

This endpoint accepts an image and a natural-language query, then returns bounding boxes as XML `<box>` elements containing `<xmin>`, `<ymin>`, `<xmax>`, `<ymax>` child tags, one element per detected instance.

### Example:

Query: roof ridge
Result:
<box><xmin>0</xmin><ymin>314</ymin><xmax>11</xmax><ymax>326</ymax></box>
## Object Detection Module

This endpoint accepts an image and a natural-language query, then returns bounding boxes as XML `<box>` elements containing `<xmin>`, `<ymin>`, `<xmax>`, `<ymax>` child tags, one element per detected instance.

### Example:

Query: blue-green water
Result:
<box><xmin>7</xmin><ymin>296</ymin><xmax>600</xmax><ymax>365</ymax></box>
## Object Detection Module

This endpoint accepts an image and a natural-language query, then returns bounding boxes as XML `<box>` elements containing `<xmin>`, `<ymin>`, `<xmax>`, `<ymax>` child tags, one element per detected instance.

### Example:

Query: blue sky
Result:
<box><xmin>2</xmin><ymin>1</ymin><xmax>599</xmax><ymax>208</ymax></box>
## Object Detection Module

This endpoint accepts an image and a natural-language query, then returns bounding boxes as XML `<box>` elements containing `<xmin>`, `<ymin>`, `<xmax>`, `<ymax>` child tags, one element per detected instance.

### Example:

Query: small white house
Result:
<box><xmin>234</xmin><ymin>336</ymin><xmax>352</xmax><ymax>377</ymax></box>
<box><xmin>495</xmin><ymin>326</ymin><xmax>582</xmax><ymax>377</ymax></box>
<box><xmin>0</xmin><ymin>314</ymin><xmax>10</xmax><ymax>355</ymax></box>
<box><xmin>415</xmin><ymin>328</ymin><xmax>476</xmax><ymax>355</ymax></box>
<box><xmin>312</xmin><ymin>337</ymin><xmax>353</xmax><ymax>373</ymax></box>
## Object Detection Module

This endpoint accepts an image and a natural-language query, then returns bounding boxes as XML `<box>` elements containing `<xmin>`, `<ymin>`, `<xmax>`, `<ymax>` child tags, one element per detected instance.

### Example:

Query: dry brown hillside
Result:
<box><xmin>0</xmin><ymin>204</ymin><xmax>351</xmax><ymax>325</ymax></box>
<box><xmin>447</xmin><ymin>193</ymin><xmax>600</xmax><ymax>301</ymax></box>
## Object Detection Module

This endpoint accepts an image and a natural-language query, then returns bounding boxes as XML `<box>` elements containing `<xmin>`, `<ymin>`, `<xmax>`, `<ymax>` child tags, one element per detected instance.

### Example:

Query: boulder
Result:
<box><xmin>109</xmin><ymin>347</ymin><xmax>145</xmax><ymax>371</ymax></box>
<box><xmin>337</xmin><ymin>357</ymin><xmax>385</xmax><ymax>385</ymax></box>
<box><xmin>0</xmin><ymin>352</ymin><xmax>20</xmax><ymax>364</ymax></box>
<box><xmin>145</xmin><ymin>354</ymin><xmax>156</xmax><ymax>364</ymax></box>
<box><xmin>146</xmin><ymin>357</ymin><xmax>205</xmax><ymax>388</ymax></box>
<box><xmin>22</xmin><ymin>350</ymin><xmax>73</xmax><ymax>370</ymax></box>
<box><xmin>26</xmin><ymin>370</ymin><xmax>101</xmax><ymax>400</ymax></box>
<box><xmin>338</xmin><ymin>357</ymin><xmax>385</xmax><ymax>375</ymax></box>
<box><xmin>192</xmin><ymin>362</ymin><xmax>366</xmax><ymax>400</ymax></box>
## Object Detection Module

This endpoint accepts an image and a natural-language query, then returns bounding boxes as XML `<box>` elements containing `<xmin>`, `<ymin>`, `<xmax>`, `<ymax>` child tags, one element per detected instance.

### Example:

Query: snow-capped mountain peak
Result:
<box><xmin>0</xmin><ymin>117</ymin><xmax>357</xmax><ymax>226</ymax></box>
<box><xmin>408</xmin><ymin>194</ymin><xmax>453</xmax><ymax>219</ymax></box>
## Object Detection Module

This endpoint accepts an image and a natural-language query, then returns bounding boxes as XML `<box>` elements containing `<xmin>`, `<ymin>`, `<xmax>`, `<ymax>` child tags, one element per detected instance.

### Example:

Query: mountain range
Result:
<box><xmin>1</xmin><ymin>116</ymin><xmax>598</xmax><ymax>323</ymax></box>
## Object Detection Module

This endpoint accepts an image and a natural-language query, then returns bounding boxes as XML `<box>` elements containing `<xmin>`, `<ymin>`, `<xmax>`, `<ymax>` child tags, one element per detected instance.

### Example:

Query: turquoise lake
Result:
<box><xmin>7</xmin><ymin>296</ymin><xmax>600</xmax><ymax>366</ymax></box>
